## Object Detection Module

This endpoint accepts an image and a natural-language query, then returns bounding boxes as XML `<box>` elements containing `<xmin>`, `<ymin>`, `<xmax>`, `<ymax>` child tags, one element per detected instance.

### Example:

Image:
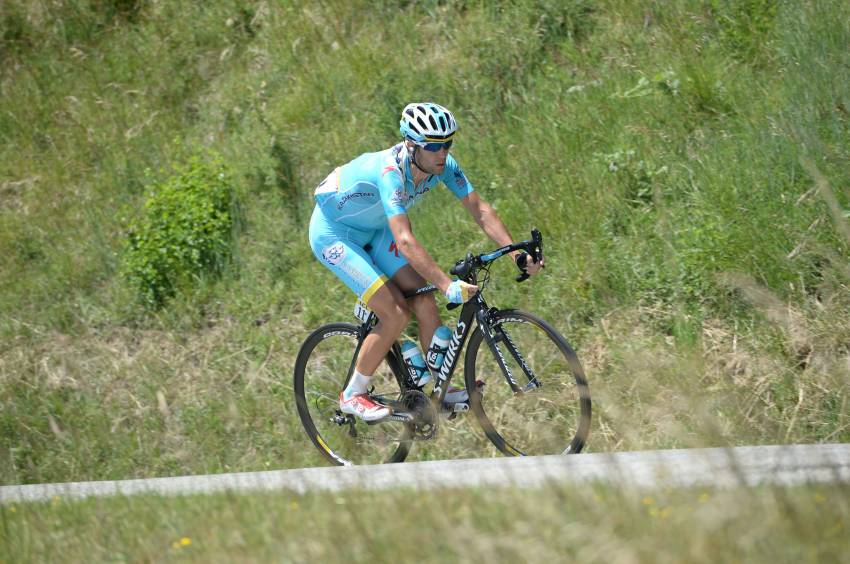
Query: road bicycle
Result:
<box><xmin>294</xmin><ymin>230</ymin><xmax>591</xmax><ymax>466</ymax></box>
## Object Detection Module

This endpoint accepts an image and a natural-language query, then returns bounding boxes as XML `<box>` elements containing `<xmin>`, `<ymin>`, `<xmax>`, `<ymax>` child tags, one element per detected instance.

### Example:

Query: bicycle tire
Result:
<box><xmin>294</xmin><ymin>323</ymin><xmax>412</xmax><ymax>466</ymax></box>
<box><xmin>464</xmin><ymin>309</ymin><xmax>591</xmax><ymax>456</ymax></box>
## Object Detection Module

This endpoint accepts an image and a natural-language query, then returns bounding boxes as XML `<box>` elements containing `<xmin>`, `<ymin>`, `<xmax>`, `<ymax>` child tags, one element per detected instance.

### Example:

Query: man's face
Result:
<box><xmin>414</xmin><ymin>142</ymin><xmax>451</xmax><ymax>174</ymax></box>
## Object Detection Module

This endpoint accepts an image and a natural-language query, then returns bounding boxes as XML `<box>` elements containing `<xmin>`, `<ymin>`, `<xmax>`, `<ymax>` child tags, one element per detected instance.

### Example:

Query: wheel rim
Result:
<box><xmin>295</xmin><ymin>325</ymin><xmax>411</xmax><ymax>465</ymax></box>
<box><xmin>467</xmin><ymin>312</ymin><xmax>591</xmax><ymax>456</ymax></box>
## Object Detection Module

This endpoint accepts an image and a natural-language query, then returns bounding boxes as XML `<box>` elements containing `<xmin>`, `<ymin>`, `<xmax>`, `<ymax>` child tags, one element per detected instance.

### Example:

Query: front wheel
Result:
<box><xmin>464</xmin><ymin>309</ymin><xmax>591</xmax><ymax>456</ymax></box>
<box><xmin>294</xmin><ymin>323</ymin><xmax>412</xmax><ymax>466</ymax></box>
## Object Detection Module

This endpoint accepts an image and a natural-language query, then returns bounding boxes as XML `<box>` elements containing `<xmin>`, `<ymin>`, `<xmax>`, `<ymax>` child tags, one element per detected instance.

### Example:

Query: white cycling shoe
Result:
<box><xmin>444</xmin><ymin>386</ymin><xmax>469</xmax><ymax>404</ymax></box>
<box><xmin>338</xmin><ymin>393</ymin><xmax>391</xmax><ymax>422</ymax></box>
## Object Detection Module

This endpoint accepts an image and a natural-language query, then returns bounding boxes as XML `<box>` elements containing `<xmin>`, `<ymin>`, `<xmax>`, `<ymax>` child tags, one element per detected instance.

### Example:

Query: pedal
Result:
<box><xmin>438</xmin><ymin>401</ymin><xmax>469</xmax><ymax>420</ymax></box>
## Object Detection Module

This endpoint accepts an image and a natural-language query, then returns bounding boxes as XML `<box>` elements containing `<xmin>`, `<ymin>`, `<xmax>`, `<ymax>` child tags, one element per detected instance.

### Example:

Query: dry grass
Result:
<box><xmin>3</xmin><ymin>481</ymin><xmax>849</xmax><ymax>563</ymax></box>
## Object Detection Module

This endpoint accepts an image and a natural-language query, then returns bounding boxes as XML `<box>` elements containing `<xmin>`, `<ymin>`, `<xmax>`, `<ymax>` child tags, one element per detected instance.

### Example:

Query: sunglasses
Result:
<box><xmin>420</xmin><ymin>140</ymin><xmax>453</xmax><ymax>152</ymax></box>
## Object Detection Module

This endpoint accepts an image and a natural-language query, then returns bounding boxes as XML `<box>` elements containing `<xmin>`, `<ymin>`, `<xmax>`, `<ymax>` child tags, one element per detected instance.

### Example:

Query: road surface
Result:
<box><xmin>2</xmin><ymin>444</ymin><xmax>849</xmax><ymax>504</ymax></box>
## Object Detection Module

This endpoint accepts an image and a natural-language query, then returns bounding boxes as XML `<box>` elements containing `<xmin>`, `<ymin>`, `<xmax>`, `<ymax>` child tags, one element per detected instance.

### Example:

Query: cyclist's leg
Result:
<box><xmin>373</xmin><ymin>245</ymin><xmax>468</xmax><ymax>402</ymax></box>
<box><xmin>357</xmin><ymin>283</ymin><xmax>410</xmax><ymax>375</ymax></box>
<box><xmin>393</xmin><ymin>266</ymin><xmax>440</xmax><ymax>353</ymax></box>
<box><xmin>369</xmin><ymin>226</ymin><xmax>440</xmax><ymax>354</ymax></box>
<box><xmin>309</xmin><ymin>207</ymin><xmax>410</xmax><ymax>385</ymax></box>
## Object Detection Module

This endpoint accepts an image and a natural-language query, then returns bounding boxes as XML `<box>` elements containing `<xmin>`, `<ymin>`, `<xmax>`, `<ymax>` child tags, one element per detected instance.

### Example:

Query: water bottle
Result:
<box><xmin>426</xmin><ymin>325</ymin><xmax>452</xmax><ymax>372</ymax></box>
<box><xmin>401</xmin><ymin>340</ymin><xmax>430</xmax><ymax>387</ymax></box>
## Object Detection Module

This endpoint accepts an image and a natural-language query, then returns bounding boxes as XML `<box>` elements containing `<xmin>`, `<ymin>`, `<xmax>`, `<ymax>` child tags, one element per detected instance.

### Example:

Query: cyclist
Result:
<box><xmin>308</xmin><ymin>102</ymin><xmax>543</xmax><ymax>421</ymax></box>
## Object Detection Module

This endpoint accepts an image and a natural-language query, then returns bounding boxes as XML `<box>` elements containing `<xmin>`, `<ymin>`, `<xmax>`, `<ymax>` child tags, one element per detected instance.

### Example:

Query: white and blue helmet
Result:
<box><xmin>399</xmin><ymin>102</ymin><xmax>457</xmax><ymax>143</ymax></box>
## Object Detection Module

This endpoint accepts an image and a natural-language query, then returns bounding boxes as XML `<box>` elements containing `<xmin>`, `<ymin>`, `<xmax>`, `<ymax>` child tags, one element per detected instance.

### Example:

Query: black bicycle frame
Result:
<box><xmin>344</xmin><ymin>230</ymin><xmax>544</xmax><ymax>408</ymax></box>
<box><xmin>349</xmin><ymin>290</ymin><xmax>529</xmax><ymax>409</ymax></box>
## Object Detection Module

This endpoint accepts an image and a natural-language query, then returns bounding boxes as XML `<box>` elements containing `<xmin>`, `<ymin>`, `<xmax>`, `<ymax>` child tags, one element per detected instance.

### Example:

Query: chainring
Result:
<box><xmin>401</xmin><ymin>389</ymin><xmax>438</xmax><ymax>440</ymax></box>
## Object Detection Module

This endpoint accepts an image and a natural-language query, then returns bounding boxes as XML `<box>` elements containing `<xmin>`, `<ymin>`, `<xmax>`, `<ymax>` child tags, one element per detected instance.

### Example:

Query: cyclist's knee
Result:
<box><xmin>409</xmin><ymin>292</ymin><xmax>438</xmax><ymax>315</ymax></box>
<box><xmin>367</xmin><ymin>285</ymin><xmax>411</xmax><ymax>331</ymax></box>
<box><xmin>389</xmin><ymin>300</ymin><xmax>412</xmax><ymax>328</ymax></box>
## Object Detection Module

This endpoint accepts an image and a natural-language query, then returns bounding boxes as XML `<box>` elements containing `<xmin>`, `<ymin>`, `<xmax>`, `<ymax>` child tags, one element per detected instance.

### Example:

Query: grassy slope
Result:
<box><xmin>0</xmin><ymin>0</ymin><xmax>848</xmax><ymax>486</ymax></box>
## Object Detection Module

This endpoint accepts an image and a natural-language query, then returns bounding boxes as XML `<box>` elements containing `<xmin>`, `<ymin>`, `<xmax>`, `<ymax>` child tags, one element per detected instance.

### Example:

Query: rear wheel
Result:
<box><xmin>464</xmin><ymin>310</ymin><xmax>591</xmax><ymax>456</ymax></box>
<box><xmin>294</xmin><ymin>323</ymin><xmax>412</xmax><ymax>466</ymax></box>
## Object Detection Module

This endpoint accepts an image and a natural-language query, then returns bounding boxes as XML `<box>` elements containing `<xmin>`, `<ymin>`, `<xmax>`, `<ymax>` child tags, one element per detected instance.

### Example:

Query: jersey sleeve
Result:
<box><xmin>378</xmin><ymin>162</ymin><xmax>408</xmax><ymax>218</ymax></box>
<box><xmin>441</xmin><ymin>154</ymin><xmax>474</xmax><ymax>199</ymax></box>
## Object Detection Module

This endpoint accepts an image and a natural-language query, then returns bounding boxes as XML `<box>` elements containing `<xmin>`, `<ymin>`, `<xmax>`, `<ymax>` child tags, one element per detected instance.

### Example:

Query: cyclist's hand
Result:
<box><xmin>526</xmin><ymin>256</ymin><xmax>544</xmax><ymax>275</ymax></box>
<box><xmin>516</xmin><ymin>252</ymin><xmax>544</xmax><ymax>276</ymax></box>
<box><xmin>445</xmin><ymin>279</ymin><xmax>478</xmax><ymax>304</ymax></box>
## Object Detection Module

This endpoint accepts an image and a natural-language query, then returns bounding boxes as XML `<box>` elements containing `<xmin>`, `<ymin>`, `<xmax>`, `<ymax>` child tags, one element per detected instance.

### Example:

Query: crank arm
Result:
<box><xmin>367</xmin><ymin>411</ymin><xmax>414</xmax><ymax>425</ymax></box>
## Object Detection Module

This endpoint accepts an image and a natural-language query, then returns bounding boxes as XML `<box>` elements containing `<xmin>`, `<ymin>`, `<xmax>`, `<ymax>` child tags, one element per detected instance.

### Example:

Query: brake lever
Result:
<box><xmin>450</xmin><ymin>252</ymin><xmax>474</xmax><ymax>281</ymax></box>
<box><xmin>530</xmin><ymin>228</ymin><xmax>543</xmax><ymax>264</ymax></box>
<box><xmin>515</xmin><ymin>252</ymin><xmax>531</xmax><ymax>283</ymax></box>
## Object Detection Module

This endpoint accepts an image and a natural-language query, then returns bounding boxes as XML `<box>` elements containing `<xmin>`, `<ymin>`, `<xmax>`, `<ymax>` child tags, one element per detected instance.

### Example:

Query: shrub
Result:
<box><xmin>122</xmin><ymin>156</ymin><xmax>235</xmax><ymax>308</ymax></box>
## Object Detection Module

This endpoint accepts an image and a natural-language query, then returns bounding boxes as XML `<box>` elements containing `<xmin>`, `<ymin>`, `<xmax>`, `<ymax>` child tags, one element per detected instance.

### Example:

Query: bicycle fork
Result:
<box><xmin>477</xmin><ymin>309</ymin><xmax>541</xmax><ymax>394</ymax></box>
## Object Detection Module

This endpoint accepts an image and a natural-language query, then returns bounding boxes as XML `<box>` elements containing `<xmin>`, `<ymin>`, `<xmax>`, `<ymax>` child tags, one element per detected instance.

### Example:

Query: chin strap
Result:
<box><xmin>409</xmin><ymin>144</ymin><xmax>424</xmax><ymax>172</ymax></box>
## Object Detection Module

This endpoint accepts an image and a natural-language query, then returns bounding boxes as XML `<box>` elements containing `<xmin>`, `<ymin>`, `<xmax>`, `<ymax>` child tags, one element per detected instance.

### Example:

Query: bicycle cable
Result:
<box><xmin>476</xmin><ymin>262</ymin><xmax>493</xmax><ymax>292</ymax></box>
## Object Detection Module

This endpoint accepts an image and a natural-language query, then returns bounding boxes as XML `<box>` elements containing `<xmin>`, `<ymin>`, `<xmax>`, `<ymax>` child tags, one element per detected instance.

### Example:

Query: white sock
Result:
<box><xmin>342</xmin><ymin>370</ymin><xmax>371</xmax><ymax>400</ymax></box>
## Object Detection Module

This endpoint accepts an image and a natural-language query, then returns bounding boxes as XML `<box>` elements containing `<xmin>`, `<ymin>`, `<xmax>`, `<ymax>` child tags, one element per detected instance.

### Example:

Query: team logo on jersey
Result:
<box><xmin>454</xmin><ymin>169</ymin><xmax>467</xmax><ymax>189</ymax></box>
<box><xmin>339</xmin><ymin>260</ymin><xmax>371</xmax><ymax>290</ymax></box>
<box><xmin>322</xmin><ymin>243</ymin><xmax>346</xmax><ymax>265</ymax></box>
<box><xmin>414</xmin><ymin>184</ymin><xmax>433</xmax><ymax>198</ymax></box>
<box><xmin>390</xmin><ymin>188</ymin><xmax>406</xmax><ymax>206</ymax></box>
<box><xmin>336</xmin><ymin>191</ymin><xmax>372</xmax><ymax>210</ymax></box>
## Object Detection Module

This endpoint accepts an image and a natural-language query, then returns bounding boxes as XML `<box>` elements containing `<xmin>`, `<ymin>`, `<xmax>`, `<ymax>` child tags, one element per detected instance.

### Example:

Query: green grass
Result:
<box><xmin>2</xmin><ymin>482</ymin><xmax>849</xmax><ymax>562</ymax></box>
<box><xmin>2</xmin><ymin>2</ymin><xmax>850</xmax><ymax>560</ymax></box>
<box><xmin>1</xmin><ymin>0</ymin><xmax>849</xmax><ymax>488</ymax></box>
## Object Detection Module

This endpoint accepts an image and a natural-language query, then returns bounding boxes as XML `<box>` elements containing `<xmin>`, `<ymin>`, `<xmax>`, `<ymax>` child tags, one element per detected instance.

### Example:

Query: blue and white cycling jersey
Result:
<box><xmin>314</xmin><ymin>142</ymin><xmax>473</xmax><ymax>230</ymax></box>
<box><xmin>309</xmin><ymin>143</ymin><xmax>474</xmax><ymax>302</ymax></box>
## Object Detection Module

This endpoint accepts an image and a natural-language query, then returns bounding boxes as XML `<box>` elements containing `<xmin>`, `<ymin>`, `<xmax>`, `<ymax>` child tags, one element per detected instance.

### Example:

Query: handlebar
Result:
<box><xmin>450</xmin><ymin>228</ymin><xmax>543</xmax><ymax>281</ymax></box>
<box><xmin>446</xmin><ymin>229</ymin><xmax>544</xmax><ymax>310</ymax></box>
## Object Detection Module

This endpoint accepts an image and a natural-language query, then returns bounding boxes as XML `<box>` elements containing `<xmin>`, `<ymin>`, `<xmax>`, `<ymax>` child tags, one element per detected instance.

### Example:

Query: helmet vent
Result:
<box><xmin>399</xmin><ymin>102</ymin><xmax>457</xmax><ymax>141</ymax></box>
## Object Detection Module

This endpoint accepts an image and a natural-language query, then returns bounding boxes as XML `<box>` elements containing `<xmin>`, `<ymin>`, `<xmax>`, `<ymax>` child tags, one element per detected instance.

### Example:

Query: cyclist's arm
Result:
<box><xmin>461</xmin><ymin>192</ymin><xmax>544</xmax><ymax>272</ymax></box>
<box><xmin>378</xmin><ymin>159</ymin><xmax>473</xmax><ymax>295</ymax></box>
<box><xmin>461</xmin><ymin>191</ymin><xmax>516</xmax><ymax>256</ymax></box>
<box><xmin>388</xmin><ymin>214</ymin><xmax>455</xmax><ymax>294</ymax></box>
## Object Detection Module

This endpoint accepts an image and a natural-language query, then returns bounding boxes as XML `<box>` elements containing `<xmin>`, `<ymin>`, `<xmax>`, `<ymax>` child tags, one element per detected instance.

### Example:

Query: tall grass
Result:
<box><xmin>2</xmin><ymin>482</ymin><xmax>849</xmax><ymax>562</ymax></box>
<box><xmin>1</xmin><ymin>0</ymin><xmax>848</xmax><ymax>485</ymax></box>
